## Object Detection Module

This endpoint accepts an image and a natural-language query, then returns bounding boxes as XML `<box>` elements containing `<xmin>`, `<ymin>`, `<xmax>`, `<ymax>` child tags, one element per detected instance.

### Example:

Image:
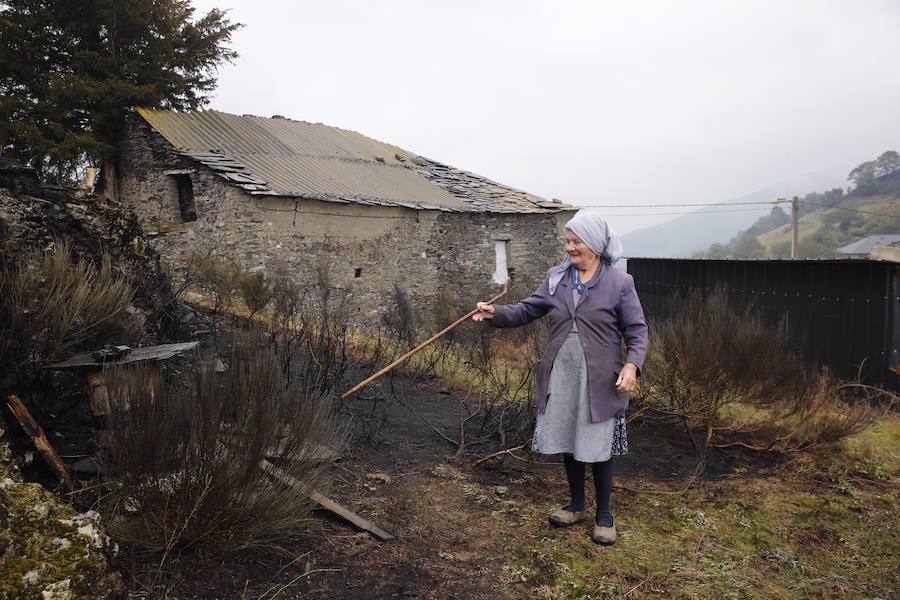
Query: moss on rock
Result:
<box><xmin>0</xmin><ymin>426</ymin><xmax>123</xmax><ymax>599</ymax></box>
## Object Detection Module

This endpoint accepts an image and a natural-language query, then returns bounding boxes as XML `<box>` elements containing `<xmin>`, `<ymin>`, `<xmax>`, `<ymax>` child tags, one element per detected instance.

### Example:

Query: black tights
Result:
<box><xmin>563</xmin><ymin>454</ymin><xmax>614</xmax><ymax>526</ymax></box>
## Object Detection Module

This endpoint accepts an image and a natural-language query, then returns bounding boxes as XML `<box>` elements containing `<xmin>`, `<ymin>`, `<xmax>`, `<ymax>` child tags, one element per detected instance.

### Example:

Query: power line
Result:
<box><xmin>578</xmin><ymin>200</ymin><xmax>785</xmax><ymax>208</ymax></box>
<box><xmin>799</xmin><ymin>200</ymin><xmax>900</xmax><ymax>218</ymax></box>
<box><xmin>599</xmin><ymin>206</ymin><xmax>780</xmax><ymax>217</ymax></box>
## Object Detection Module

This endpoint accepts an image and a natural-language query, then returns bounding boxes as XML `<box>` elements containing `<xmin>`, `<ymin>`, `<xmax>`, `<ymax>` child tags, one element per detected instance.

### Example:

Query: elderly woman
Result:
<box><xmin>472</xmin><ymin>210</ymin><xmax>648</xmax><ymax>545</ymax></box>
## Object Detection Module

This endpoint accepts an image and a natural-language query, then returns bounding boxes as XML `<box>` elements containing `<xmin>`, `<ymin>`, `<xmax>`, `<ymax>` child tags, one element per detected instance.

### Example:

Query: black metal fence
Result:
<box><xmin>627</xmin><ymin>258</ymin><xmax>899</xmax><ymax>390</ymax></box>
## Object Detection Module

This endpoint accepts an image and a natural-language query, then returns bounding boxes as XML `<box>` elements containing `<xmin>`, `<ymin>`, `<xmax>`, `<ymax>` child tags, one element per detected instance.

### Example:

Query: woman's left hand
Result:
<box><xmin>615</xmin><ymin>363</ymin><xmax>638</xmax><ymax>393</ymax></box>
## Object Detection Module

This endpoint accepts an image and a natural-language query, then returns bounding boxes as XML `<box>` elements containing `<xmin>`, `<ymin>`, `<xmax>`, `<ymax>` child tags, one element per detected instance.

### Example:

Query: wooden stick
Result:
<box><xmin>341</xmin><ymin>281</ymin><xmax>508</xmax><ymax>399</ymax></box>
<box><xmin>6</xmin><ymin>395</ymin><xmax>74</xmax><ymax>491</ymax></box>
<box><xmin>308</xmin><ymin>491</ymin><xmax>395</xmax><ymax>542</ymax></box>
<box><xmin>260</xmin><ymin>459</ymin><xmax>395</xmax><ymax>541</ymax></box>
<box><xmin>469</xmin><ymin>442</ymin><xmax>529</xmax><ymax>469</ymax></box>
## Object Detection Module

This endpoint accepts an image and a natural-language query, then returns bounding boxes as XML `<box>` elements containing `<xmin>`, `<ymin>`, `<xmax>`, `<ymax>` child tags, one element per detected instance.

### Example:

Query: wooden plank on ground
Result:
<box><xmin>6</xmin><ymin>395</ymin><xmax>74</xmax><ymax>491</ymax></box>
<box><xmin>260</xmin><ymin>459</ymin><xmax>395</xmax><ymax>542</ymax></box>
<box><xmin>46</xmin><ymin>341</ymin><xmax>199</xmax><ymax>371</ymax></box>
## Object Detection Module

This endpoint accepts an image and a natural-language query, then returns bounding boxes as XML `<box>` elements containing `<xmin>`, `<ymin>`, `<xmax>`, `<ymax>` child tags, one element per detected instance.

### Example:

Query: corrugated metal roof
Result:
<box><xmin>836</xmin><ymin>234</ymin><xmax>900</xmax><ymax>255</ymax></box>
<box><xmin>136</xmin><ymin>108</ymin><xmax>573</xmax><ymax>214</ymax></box>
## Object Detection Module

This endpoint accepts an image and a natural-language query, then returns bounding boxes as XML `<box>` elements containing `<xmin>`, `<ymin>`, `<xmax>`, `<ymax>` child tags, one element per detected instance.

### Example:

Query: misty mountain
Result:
<box><xmin>621</xmin><ymin>173</ymin><xmax>844</xmax><ymax>258</ymax></box>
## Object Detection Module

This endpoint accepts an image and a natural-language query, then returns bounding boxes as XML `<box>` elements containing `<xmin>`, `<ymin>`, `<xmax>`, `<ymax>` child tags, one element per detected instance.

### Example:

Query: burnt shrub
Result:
<box><xmin>267</xmin><ymin>262</ymin><xmax>350</xmax><ymax>394</ymax></box>
<box><xmin>236</xmin><ymin>270</ymin><xmax>273</xmax><ymax>322</ymax></box>
<box><xmin>461</xmin><ymin>327</ymin><xmax>539</xmax><ymax>452</ymax></box>
<box><xmin>636</xmin><ymin>290</ymin><xmax>889</xmax><ymax>454</ymax></box>
<box><xmin>102</xmin><ymin>347</ymin><xmax>343</xmax><ymax>552</ymax></box>
<box><xmin>381</xmin><ymin>284</ymin><xmax>417</xmax><ymax>343</ymax></box>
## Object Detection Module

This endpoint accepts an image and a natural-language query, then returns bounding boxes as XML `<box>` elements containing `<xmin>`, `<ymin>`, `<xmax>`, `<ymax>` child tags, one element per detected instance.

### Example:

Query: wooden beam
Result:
<box><xmin>6</xmin><ymin>395</ymin><xmax>74</xmax><ymax>491</ymax></box>
<box><xmin>260</xmin><ymin>459</ymin><xmax>395</xmax><ymax>542</ymax></box>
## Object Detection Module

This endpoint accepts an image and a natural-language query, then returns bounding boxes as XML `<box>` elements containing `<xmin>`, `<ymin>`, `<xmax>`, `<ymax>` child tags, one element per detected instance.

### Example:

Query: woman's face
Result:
<box><xmin>564</xmin><ymin>229</ymin><xmax>599</xmax><ymax>269</ymax></box>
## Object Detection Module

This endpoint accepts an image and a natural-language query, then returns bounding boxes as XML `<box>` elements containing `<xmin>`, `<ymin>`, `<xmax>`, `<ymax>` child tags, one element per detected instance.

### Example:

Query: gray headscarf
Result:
<box><xmin>548</xmin><ymin>210</ymin><xmax>624</xmax><ymax>295</ymax></box>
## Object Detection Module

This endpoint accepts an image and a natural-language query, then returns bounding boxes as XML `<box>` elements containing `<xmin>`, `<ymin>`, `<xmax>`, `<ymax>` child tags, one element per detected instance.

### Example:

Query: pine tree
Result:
<box><xmin>0</xmin><ymin>0</ymin><xmax>240</xmax><ymax>182</ymax></box>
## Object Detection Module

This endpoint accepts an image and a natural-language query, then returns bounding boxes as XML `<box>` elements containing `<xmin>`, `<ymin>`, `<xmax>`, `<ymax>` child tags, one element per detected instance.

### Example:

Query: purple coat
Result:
<box><xmin>490</xmin><ymin>265</ymin><xmax>649</xmax><ymax>423</ymax></box>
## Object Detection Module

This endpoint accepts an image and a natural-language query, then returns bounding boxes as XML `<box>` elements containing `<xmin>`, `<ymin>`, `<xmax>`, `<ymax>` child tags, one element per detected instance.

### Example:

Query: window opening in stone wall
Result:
<box><xmin>171</xmin><ymin>174</ymin><xmax>197</xmax><ymax>222</ymax></box>
<box><xmin>354</xmin><ymin>268</ymin><xmax>362</xmax><ymax>278</ymax></box>
<box><xmin>492</xmin><ymin>240</ymin><xmax>509</xmax><ymax>284</ymax></box>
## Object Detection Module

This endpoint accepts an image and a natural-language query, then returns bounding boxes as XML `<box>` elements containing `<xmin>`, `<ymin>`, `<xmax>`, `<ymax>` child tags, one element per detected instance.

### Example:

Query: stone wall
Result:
<box><xmin>116</xmin><ymin>118</ymin><xmax>574</xmax><ymax>327</ymax></box>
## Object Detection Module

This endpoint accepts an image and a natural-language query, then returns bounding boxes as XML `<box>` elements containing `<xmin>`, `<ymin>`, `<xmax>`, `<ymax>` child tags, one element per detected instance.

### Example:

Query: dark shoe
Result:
<box><xmin>549</xmin><ymin>507</ymin><xmax>588</xmax><ymax>527</ymax></box>
<box><xmin>591</xmin><ymin>522</ymin><xmax>617</xmax><ymax>545</ymax></box>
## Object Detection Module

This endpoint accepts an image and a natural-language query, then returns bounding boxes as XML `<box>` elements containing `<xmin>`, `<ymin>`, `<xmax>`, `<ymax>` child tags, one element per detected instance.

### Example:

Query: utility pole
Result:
<box><xmin>790</xmin><ymin>196</ymin><xmax>799</xmax><ymax>259</ymax></box>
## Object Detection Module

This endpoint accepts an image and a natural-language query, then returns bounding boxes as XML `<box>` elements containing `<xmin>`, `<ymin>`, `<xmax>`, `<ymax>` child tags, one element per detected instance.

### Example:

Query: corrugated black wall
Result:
<box><xmin>627</xmin><ymin>258</ymin><xmax>899</xmax><ymax>390</ymax></box>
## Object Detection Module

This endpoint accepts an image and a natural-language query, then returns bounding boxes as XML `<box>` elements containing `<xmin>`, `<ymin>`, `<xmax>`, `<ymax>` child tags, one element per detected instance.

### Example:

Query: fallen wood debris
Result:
<box><xmin>6</xmin><ymin>395</ymin><xmax>74</xmax><ymax>491</ymax></box>
<box><xmin>261</xmin><ymin>459</ymin><xmax>395</xmax><ymax>542</ymax></box>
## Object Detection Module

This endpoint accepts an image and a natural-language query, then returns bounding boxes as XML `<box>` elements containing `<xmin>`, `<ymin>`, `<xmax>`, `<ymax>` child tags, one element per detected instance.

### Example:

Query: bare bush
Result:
<box><xmin>714</xmin><ymin>371</ymin><xmax>892</xmax><ymax>453</ymax></box>
<box><xmin>381</xmin><ymin>284</ymin><xmax>417</xmax><ymax>343</ymax></box>
<box><xmin>188</xmin><ymin>251</ymin><xmax>242</xmax><ymax>315</ymax></box>
<box><xmin>378</xmin><ymin>327</ymin><xmax>538</xmax><ymax>460</ymax></box>
<box><xmin>237</xmin><ymin>270</ymin><xmax>272</xmax><ymax>321</ymax></box>
<box><xmin>636</xmin><ymin>289</ymin><xmax>888</xmax><ymax>459</ymax></box>
<box><xmin>102</xmin><ymin>348</ymin><xmax>343</xmax><ymax>552</ymax></box>
<box><xmin>459</xmin><ymin>329</ymin><xmax>537</xmax><ymax>452</ymax></box>
<box><xmin>430</xmin><ymin>288</ymin><xmax>461</xmax><ymax>342</ymax></box>
<box><xmin>266</xmin><ymin>262</ymin><xmax>350</xmax><ymax>399</ymax></box>
<box><xmin>0</xmin><ymin>241</ymin><xmax>133</xmax><ymax>386</ymax></box>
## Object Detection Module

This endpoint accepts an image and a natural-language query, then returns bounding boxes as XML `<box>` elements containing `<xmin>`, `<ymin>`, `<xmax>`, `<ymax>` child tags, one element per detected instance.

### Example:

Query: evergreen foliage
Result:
<box><xmin>0</xmin><ymin>0</ymin><xmax>240</xmax><ymax>182</ymax></box>
<box><xmin>848</xmin><ymin>150</ymin><xmax>900</xmax><ymax>193</ymax></box>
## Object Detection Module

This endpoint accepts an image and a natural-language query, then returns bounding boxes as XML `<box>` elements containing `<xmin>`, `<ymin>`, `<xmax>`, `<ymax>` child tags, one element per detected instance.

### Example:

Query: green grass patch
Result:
<box><xmin>505</xmin><ymin>415</ymin><xmax>899</xmax><ymax>599</ymax></box>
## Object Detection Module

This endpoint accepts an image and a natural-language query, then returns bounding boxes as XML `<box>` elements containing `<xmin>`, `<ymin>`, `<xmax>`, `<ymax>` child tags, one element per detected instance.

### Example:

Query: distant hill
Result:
<box><xmin>757</xmin><ymin>191</ymin><xmax>900</xmax><ymax>258</ymax></box>
<box><xmin>621</xmin><ymin>173</ymin><xmax>843</xmax><ymax>258</ymax></box>
<box><xmin>693</xmin><ymin>153</ymin><xmax>900</xmax><ymax>259</ymax></box>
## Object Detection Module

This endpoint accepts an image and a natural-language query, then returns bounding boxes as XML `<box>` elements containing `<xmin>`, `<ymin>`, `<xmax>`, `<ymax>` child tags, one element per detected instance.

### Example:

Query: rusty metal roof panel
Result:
<box><xmin>136</xmin><ymin>108</ymin><xmax>574</xmax><ymax>214</ymax></box>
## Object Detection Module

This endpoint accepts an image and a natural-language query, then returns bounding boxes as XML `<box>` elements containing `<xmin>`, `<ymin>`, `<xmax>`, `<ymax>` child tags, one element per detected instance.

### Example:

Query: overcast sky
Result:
<box><xmin>191</xmin><ymin>0</ymin><xmax>900</xmax><ymax>234</ymax></box>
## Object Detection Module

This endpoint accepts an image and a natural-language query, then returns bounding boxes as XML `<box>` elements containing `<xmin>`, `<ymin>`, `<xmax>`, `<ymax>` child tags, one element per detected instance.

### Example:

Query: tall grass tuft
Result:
<box><xmin>0</xmin><ymin>240</ymin><xmax>133</xmax><ymax>385</ymax></box>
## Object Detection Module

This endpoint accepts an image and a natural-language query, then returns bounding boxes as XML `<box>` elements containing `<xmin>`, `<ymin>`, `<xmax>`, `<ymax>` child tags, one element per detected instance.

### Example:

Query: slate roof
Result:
<box><xmin>836</xmin><ymin>234</ymin><xmax>900</xmax><ymax>255</ymax></box>
<box><xmin>136</xmin><ymin>108</ymin><xmax>572</xmax><ymax>214</ymax></box>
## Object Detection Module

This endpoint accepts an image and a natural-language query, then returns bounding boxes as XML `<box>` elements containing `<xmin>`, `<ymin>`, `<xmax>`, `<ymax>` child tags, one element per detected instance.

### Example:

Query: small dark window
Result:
<box><xmin>354</xmin><ymin>268</ymin><xmax>362</xmax><ymax>278</ymax></box>
<box><xmin>172</xmin><ymin>174</ymin><xmax>197</xmax><ymax>222</ymax></box>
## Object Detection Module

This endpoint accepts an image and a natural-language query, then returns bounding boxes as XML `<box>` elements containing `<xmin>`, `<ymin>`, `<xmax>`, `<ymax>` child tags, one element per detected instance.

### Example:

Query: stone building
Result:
<box><xmin>109</xmin><ymin>108</ymin><xmax>576</xmax><ymax>324</ymax></box>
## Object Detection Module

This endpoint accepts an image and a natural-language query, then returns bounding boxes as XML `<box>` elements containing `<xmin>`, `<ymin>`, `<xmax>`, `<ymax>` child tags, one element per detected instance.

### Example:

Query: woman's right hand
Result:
<box><xmin>472</xmin><ymin>302</ymin><xmax>496</xmax><ymax>321</ymax></box>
